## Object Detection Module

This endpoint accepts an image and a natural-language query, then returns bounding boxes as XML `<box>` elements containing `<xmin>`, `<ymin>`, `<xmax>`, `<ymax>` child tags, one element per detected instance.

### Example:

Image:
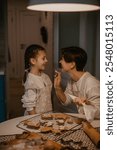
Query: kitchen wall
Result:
<box><xmin>59</xmin><ymin>12</ymin><xmax>100</xmax><ymax>79</ymax></box>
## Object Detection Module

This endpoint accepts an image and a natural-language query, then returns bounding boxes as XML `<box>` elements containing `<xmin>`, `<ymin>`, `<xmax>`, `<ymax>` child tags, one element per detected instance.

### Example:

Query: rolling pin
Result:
<box><xmin>82</xmin><ymin>121</ymin><xmax>100</xmax><ymax>148</ymax></box>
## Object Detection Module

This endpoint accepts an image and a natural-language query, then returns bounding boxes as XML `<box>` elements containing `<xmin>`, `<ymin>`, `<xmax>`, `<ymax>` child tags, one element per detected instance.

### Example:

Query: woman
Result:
<box><xmin>54</xmin><ymin>46</ymin><xmax>100</xmax><ymax>121</ymax></box>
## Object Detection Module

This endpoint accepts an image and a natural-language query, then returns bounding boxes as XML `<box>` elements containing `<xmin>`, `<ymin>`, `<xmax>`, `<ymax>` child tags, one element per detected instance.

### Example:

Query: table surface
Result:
<box><xmin>0</xmin><ymin>113</ymin><xmax>100</xmax><ymax>136</ymax></box>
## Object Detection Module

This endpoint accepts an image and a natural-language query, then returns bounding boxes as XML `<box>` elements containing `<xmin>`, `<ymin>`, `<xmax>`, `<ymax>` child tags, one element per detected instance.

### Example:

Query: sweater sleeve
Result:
<box><xmin>86</xmin><ymin>86</ymin><xmax>100</xmax><ymax>119</ymax></box>
<box><xmin>21</xmin><ymin>89</ymin><xmax>38</xmax><ymax>112</ymax></box>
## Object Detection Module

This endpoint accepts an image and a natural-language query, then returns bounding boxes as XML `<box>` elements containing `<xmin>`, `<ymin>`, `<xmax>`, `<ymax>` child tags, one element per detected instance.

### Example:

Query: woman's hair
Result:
<box><xmin>61</xmin><ymin>46</ymin><xmax>87</xmax><ymax>71</ymax></box>
<box><xmin>23</xmin><ymin>44</ymin><xmax>45</xmax><ymax>83</ymax></box>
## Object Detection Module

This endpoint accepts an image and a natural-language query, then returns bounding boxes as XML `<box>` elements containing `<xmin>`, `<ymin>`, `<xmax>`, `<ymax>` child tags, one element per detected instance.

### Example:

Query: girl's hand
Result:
<box><xmin>28</xmin><ymin>108</ymin><xmax>36</xmax><ymax>115</ymax></box>
<box><xmin>54</xmin><ymin>70</ymin><xmax>61</xmax><ymax>89</ymax></box>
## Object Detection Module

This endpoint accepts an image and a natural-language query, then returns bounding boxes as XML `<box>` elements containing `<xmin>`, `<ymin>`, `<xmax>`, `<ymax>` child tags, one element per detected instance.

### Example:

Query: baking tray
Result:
<box><xmin>17</xmin><ymin>112</ymin><xmax>83</xmax><ymax>133</ymax></box>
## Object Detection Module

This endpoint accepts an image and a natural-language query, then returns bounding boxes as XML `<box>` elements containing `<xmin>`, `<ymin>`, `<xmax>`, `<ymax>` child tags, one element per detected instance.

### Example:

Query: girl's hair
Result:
<box><xmin>61</xmin><ymin>46</ymin><xmax>87</xmax><ymax>71</ymax></box>
<box><xmin>23</xmin><ymin>44</ymin><xmax>45</xmax><ymax>83</ymax></box>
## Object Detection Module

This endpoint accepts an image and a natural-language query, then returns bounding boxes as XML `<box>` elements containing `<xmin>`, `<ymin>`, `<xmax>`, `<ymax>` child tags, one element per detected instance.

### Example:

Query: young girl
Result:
<box><xmin>54</xmin><ymin>46</ymin><xmax>100</xmax><ymax>121</ymax></box>
<box><xmin>21</xmin><ymin>44</ymin><xmax>52</xmax><ymax>115</ymax></box>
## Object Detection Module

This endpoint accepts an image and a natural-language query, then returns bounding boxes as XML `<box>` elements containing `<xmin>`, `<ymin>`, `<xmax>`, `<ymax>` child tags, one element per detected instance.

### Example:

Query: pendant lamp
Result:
<box><xmin>27</xmin><ymin>0</ymin><xmax>100</xmax><ymax>12</ymax></box>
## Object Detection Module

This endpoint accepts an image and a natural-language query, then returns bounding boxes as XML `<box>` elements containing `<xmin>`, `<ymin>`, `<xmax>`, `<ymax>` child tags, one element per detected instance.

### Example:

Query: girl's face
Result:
<box><xmin>31</xmin><ymin>50</ymin><xmax>48</xmax><ymax>71</ymax></box>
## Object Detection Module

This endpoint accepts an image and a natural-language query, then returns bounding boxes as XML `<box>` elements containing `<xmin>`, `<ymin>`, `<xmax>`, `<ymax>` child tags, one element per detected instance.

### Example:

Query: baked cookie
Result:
<box><xmin>41</xmin><ymin>114</ymin><xmax>53</xmax><ymax>120</ymax></box>
<box><xmin>23</xmin><ymin>120</ymin><xmax>40</xmax><ymax>129</ymax></box>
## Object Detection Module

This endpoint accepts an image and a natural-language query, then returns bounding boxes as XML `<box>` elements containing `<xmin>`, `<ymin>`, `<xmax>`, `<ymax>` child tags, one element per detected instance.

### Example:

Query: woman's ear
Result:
<box><xmin>71</xmin><ymin>62</ymin><xmax>76</xmax><ymax>69</ymax></box>
<box><xmin>30</xmin><ymin>58</ymin><xmax>36</xmax><ymax>65</ymax></box>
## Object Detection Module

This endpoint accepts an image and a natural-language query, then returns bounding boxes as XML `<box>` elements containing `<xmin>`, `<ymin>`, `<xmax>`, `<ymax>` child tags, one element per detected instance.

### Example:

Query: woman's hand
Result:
<box><xmin>54</xmin><ymin>70</ymin><xmax>66</xmax><ymax>103</ymax></box>
<box><xmin>54</xmin><ymin>70</ymin><xmax>62</xmax><ymax>89</ymax></box>
<box><xmin>73</xmin><ymin>97</ymin><xmax>87</xmax><ymax>106</ymax></box>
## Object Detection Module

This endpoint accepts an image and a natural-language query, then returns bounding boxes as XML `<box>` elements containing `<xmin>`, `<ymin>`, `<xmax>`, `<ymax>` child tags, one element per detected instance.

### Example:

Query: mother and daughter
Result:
<box><xmin>21</xmin><ymin>44</ymin><xmax>100</xmax><ymax>121</ymax></box>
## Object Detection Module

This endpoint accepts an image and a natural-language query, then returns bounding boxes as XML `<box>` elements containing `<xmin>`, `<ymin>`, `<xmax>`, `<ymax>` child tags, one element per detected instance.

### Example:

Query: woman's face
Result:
<box><xmin>59</xmin><ymin>57</ymin><xmax>73</xmax><ymax>72</ymax></box>
<box><xmin>32</xmin><ymin>50</ymin><xmax>48</xmax><ymax>71</ymax></box>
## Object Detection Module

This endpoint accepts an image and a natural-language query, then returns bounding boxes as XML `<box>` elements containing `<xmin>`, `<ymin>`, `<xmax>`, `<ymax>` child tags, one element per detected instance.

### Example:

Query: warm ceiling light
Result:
<box><xmin>27</xmin><ymin>0</ymin><xmax>100</xmax><ymax>12</ymax></box>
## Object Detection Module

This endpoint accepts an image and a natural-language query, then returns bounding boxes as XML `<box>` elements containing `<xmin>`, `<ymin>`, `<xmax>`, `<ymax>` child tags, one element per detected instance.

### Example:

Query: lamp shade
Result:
<box><xmin>27</xmin><ymin>0</ymin><xmax>100</xmax><ymax>12</ymax></box>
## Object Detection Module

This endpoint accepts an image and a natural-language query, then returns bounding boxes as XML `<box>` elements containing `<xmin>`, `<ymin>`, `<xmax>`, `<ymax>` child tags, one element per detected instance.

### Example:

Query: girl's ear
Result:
<box><xmin>30</xmin><ymin>58</ymin><xmax>36</xmax><ymax>65</ymax></box>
